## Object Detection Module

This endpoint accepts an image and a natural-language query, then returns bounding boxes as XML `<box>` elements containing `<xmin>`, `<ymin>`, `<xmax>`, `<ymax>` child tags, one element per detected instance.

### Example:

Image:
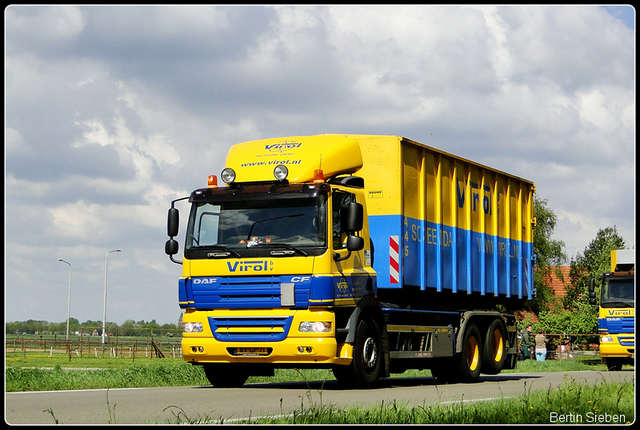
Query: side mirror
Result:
<box><xmin>334</xmin><ymin>201</ymin><xmax>365</xmax><ymax>262</ymax></box>
<box><xmin>334</xmin><ymin>229</ymin><xmax>365</xmax><ymax>262</ymax></box>
<box><xmin>165</xmin><ymin>196</ymin><xmax>189</xmax><ymax>265</ymax></box>
<box><xmin>165</xmin><ymin>239</ymin><xmax>179</xmax><ymax>256</ymax></box>
<box><xmin>341</xmin><ymin>202</ymin><xmax>363</xmax><ymax>233</ymax></box>
<box><xmin>588</xmin><ymin>278</ymin><xmax>597</xmax><ymax>307</ymax></box>
<box><xmin>167</xmin><ymin>208</ymin><xmax>179</xmax><ymax>237</ymax></box>
<box><xmin>346</xmin><ymin>235</ymin><xmax>365</xmax><ymax>252</ymax></box>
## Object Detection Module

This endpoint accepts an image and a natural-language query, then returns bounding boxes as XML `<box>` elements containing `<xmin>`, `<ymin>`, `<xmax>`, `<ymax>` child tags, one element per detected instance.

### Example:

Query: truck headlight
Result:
<box><xmin>601</xmin><ymin>336</ymin><xmax>614</xmax><ymax>343</ymax></box>
<box><xmin>221</xmin><ymin>168</ymin><xmax>236</xmax><ymax>184</ymax></box>
<box><xmin>184</xmin><ymin>322</ymin><xmax>203</xmax><ymax>333</ymax></box>
<box><xmin>299</xmin><ymin>321</ymin><xmax>332</xmax><ymax>333</ymax></box>
<box><xmin>273</xmin><ymin>165</ymin><xmax>288</xmax><ymax>181</ymax></box>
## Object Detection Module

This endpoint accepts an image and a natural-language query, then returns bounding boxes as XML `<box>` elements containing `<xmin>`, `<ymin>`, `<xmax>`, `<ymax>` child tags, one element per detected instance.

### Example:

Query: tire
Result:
<box><xmin>482</xmin><ymin>319</ymin><xmax>507</xmax><ymax>375</ymax></box>
<box><xmin>457</xmin><ymin>323</ymin><xmax>483</xmax><ymax>382</ymax></box>
<box><xmin>333</xmin><ymin>317</ymin><xmax>383</xmax><ymax>386</ymax></box>
<box><xmin>202</xmin><ymin>364</ymin><xmax>249</xmax><ymax>388</ymax></box>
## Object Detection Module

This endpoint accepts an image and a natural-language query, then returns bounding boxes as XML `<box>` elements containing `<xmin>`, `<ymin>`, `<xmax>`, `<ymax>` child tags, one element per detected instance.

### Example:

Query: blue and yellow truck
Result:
<box><xmin>590</xmin><ymin>249</ymin><xmax>635</xmax><ymax>371</ymax></box>
<box><xmin>165</xmin><ymin>134</ymin><xmax>535</xmax><ymax>386</ymax></box>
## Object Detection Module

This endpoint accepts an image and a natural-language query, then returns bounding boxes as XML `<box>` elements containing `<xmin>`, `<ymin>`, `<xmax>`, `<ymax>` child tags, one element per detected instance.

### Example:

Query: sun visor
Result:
<box><xmin>223</xmin><ymin>135</ymin><xmax>363</xmax><ymax>184</ymax></box>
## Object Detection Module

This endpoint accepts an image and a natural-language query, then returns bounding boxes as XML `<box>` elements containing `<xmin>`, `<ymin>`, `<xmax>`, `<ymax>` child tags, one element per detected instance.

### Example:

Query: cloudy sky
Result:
<box><xmin>5</xmin><ymin>5</ymin><xmax>635</xmax><ymax>325</ymax></box>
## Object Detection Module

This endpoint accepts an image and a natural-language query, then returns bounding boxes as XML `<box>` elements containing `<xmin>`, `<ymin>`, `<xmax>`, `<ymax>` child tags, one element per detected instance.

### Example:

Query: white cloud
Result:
<box><xmin>50</xmin><ymin>200</ymin><xmax>105</xmax><ymax>240</ymax></box>
<box><xmin>5</xmin><ymin>127</ymin><xmax>34</xmax><ymax>157</ymax></box>
<box><xmin>577</xmin><ymin>87</ymin><xmax>628</xmax><ymax>134</ymax></box>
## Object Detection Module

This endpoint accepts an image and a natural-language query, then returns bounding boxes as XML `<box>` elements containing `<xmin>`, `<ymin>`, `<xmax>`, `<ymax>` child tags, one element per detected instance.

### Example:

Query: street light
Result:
<box><xmin>58</xmin><ymin>258</ymin><xmax>72</xmax><ymax>341</ymax></box>
<box><xmin>102</xmin><ymin>249</ymin><xmax>121</xmax><ymax>346</ymax></box>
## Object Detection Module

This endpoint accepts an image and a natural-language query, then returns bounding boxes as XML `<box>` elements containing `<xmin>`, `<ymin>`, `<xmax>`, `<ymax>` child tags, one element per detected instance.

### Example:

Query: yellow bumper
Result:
<box><xmin>599</xmin><ymin>335</ymin><xmax>634</xmax><ymax>358</ymax></box>
<box><xmin>181</xmin><ymin>308</ymin><xmax>353</xmax><ymax>366</ymax></box>
<box><xmin>182</xmin><ymin>336</ymin><xmax>354</xmax><ymax>365</ymax></box>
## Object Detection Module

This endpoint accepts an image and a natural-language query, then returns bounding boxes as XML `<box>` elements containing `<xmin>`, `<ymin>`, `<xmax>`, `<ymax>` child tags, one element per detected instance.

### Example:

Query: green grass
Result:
<box><xmin>137</xmin><ymin>375</ymin><xmax>634</xmax><ymax>424</ymax></box>
<box><xmin>5</xmin><ymin>363</ymin><xmax>210</xmax><ymax>392</ymax></box>
<box><xmin>5</xmin><ymin>351</ymin><xmax>182</xmax><ymax>369</ymax></box>
<box><xmin>240</xmin><ymin>377</ymin><xmax>634</xmax><ymax>425</ymax></box>
<box><xmin>504</xmin><ymin>356</ymin><xmax>608</xmax><ymax>373</ymax></box>
<box><xmin>5</xmin><ymin>352</ymin><xmax>336</xmax><ymax>391</ymax></box>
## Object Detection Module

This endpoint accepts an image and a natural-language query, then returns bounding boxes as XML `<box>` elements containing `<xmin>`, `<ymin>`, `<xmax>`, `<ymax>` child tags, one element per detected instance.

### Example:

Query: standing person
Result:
<box><xmin>520</xmin><ymin>324</ymin><xmax>532</xmax><ymax>360</ymax></box>
<box><xmin>535</xmin><ymin>329</ymin><xmax>547</xmax><ymax>362</ymax></box>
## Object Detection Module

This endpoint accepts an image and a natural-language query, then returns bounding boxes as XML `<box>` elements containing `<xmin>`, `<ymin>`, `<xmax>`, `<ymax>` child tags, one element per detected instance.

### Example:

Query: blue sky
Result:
<box><xmin>603</xmin><ymin>5</ymin><xmax>635</xmax><ymax>29</ymax></box>
<box><xmin>5</xmin><ymin>5</ymin><xmax>635</xmax><ymax>325</ymax></box>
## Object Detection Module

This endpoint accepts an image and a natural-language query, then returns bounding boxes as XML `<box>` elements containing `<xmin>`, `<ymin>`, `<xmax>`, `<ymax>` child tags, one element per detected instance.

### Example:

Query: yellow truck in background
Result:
<box><xmin>166</xmin><ymin>134</ymin><xmax>535</xmax><ymax>386</ymax></box>
<box><xmin>590</xmin><ymin>249</ymin><xmax>635</xmax><ymax>371</ymax></box>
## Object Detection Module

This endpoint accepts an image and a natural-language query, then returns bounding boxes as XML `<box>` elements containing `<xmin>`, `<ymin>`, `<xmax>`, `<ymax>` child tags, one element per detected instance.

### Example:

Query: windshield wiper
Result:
<box><xmin>246</xmin><ymin>214</ymin><xmax>305</xmax><ymax>241</ymax></box>
<box><xmin>204</xmin><ymin>245</ymin><xmax>242</xmax><ymax>258</ymax></box>
<box><xmin>253</xmin><ymin>242</ymin><xmax>308</xmax><ymax>256</ymax></box>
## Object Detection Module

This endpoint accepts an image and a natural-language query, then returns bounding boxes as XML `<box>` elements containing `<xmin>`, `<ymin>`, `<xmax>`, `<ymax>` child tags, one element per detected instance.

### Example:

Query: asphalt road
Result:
<box><xmin>5</xmin><ymin>370</ymin><xmax>634</xmax><ymax>424</ymax></box>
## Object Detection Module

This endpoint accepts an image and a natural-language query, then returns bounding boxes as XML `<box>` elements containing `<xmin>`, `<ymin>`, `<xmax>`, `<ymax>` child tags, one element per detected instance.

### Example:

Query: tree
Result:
<box><xmin>527</xmin><ymin>197</ymin><xmax>567</xmax><ymax>314</ymax></box>
<box><xmin>537</xmin><ymin>300</ymin><xmax>599</xmax><ymax>345</ymax></box>
<box><xmin>120</xmin><ymin>319</ymin><xmax>137</xmax><ymax>336</ymax></box>
<box><xmin>6</xmin><ymin>319</ymin><xmax>182</xmax><ymax>336</ymax></box>
<box><xmin>564</xmin><ymin>226</ymin><xmax>626</xmax><ymax>309</ymax></box>
<box><xmin>68</xmin><ymin>318</ymin><xmax>80</xmax><ymax>333</ymax></box>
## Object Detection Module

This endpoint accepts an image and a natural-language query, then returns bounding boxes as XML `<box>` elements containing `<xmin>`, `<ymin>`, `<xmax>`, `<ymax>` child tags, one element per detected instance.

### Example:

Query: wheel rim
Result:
<box><xmin>467</xmin><ymin>336</ymin><xmax>479</xmax><ymax>371</ymax></box>
<box><xmin>492</xmin><ymin>328</ymin><xmax>504</xmax><ymax>362</ymax></box>
<box><xmin>362</xmin><ymin>337</ymin><xmax>378</xmax><ymax>370</ymax></box>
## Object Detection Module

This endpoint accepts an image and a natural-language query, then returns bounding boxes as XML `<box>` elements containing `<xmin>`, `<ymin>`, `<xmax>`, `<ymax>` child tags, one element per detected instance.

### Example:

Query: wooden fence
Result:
<box><xmin>6</xmin><ymin>331</ymin><xmax>183</xmax><ymax>361</ymax></box>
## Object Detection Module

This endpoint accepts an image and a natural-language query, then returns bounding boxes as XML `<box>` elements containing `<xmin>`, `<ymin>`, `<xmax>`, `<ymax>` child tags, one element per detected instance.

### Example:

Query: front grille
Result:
<box><xmin>604</xmin><ymin>317</ymin><xmax>635</xmax><ymax>334</ymax></box>
<box><xmin>618</xmin><ymin>337</ymin><xmax>635</xmax><ymax>347</ymax></box>
<box><xmin>209</xmin><ymin>316</ymin><xmax>293</xmax><ymax>342</ymax></box>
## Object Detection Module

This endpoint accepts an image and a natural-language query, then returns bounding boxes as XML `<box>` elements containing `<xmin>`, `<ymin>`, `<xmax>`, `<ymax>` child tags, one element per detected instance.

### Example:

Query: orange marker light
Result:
<box><xmin>313</xmin><ymin>169</ymin><xmax>324</xmax><ymax>183</ymax></box>
<box><xmin>207</xmin><ymin>175</ymin><xmax>218</xmax><ymax>188</ymax></box>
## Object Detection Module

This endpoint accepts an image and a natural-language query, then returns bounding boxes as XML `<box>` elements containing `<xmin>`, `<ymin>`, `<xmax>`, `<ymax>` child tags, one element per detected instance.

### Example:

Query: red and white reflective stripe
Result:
<box><xmin>389</xmin><ymin>235</ymin><xmax>400</xmax><ymax>284</ymax></box>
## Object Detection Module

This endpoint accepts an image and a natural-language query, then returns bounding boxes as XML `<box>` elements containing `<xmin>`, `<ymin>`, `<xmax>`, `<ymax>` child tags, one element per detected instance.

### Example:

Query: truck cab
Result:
<box><xmin>166</xmin><ymin>136</ymin><xmax>383</xmax><ymax>386</ymax></box>
<box><xmin>590</xmin><ymin>249</ymin><xmax>635</xmax><ymax>371</ymax></box>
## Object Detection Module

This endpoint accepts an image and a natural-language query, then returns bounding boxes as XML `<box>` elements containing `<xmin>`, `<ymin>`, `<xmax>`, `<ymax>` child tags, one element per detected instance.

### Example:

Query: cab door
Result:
<box><xmin>331</xmin><ymin>189</ymin><xmax>373</xmax><ymax>306</ymax></box>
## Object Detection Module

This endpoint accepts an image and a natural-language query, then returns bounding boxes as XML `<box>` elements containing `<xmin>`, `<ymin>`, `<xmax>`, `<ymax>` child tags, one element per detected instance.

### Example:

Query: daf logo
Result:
<box><xmin>192</xmin><ymin>278</ymin><xmax>217</xmax><ymax>285</ymax></box>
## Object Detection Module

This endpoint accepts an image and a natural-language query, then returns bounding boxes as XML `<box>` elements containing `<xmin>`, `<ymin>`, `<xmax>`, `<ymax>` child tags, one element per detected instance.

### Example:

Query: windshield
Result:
<box><xmin>186</xmin><ymin>196</ymin><xmax>327</xmax><ymax>256</ymax></box>
<box><xmin>601</xmin><ymin>278</ymin><xmax>634</xmax><ymax>308</ymax></box>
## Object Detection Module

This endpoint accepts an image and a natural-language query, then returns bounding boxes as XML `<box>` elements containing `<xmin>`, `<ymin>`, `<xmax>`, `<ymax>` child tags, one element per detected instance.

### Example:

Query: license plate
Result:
<box><xmin>236</xmin><ymin>347</ymin><xmax>269</xmax><ymax>356</ymax></box>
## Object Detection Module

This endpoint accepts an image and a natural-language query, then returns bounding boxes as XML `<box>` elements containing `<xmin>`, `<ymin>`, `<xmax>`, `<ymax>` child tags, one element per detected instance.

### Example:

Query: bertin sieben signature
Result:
<box><xmin>549</xmin><ymin>411</ymin><xmax>628</xmax><ymax>424</ymax></box>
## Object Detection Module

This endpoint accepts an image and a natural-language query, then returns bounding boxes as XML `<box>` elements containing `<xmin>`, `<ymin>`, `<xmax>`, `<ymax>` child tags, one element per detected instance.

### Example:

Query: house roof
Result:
<box><xmin>544</xmin><ymin>266</ymin><xmax>571</xmax><ymax>297</ymax></box>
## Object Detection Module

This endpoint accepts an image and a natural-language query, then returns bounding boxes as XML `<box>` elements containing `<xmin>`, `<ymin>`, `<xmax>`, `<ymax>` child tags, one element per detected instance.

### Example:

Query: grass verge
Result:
<box><xmin>5</xmin><ymin>363</ymin><xmax>210</xmax><ymax>392</ymax></box>
<box><xmin>163</xmin><ymin>377</ymin><xmax>634</xmax><ymax>424</ymax></box>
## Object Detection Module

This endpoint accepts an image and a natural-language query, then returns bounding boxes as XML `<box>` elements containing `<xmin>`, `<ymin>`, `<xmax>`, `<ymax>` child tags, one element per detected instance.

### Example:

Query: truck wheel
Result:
<box><xmin>457</xmin><ymin>323</ymin><xmax>483</xmax><ymax>382</ymax></box>
<box><xmin>333</xmin><ymin>317</ymin><xmax>383</xmax><ymax>386</ymax></box>
<box><xmin>202</xmin><ymin>364</ymin><xmax>249</xmax><ymax>388</ymax></box>
<box><xmin>482</xmin><ymin>320</ymin><xmax>507</xmax><ymax>375</ymax></box>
